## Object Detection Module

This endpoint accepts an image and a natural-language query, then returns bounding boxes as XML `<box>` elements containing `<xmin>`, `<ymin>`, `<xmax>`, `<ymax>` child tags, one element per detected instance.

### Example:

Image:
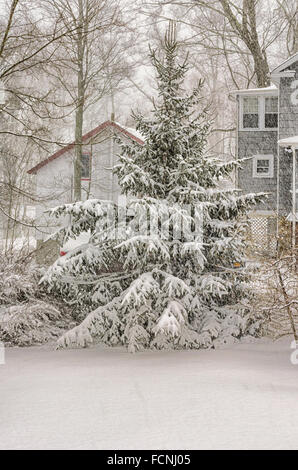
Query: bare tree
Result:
<box><xmin>146</xmin><ymin>0</ymin><xmax>289</xmax><ymax>87</ymax></box>
<box><xmin>214</xmin><ymin>0</ymin><xmax>271</xmax><ymax>87</ymax></box>
<box><xmin>276</xmin><ymin>0</ymin><xmax>298</xmax><ymax>56</ymax></box>
<box><xmin>42</xmin><ymin>0</ymin><xmax>131</xmax><ymax>201</ymax></box>
<box><xmin>254</xmin><ymin>255</ymin><xmax>298</xmax><ymax>342</ymax></box>
<box><xmin>0</xmin><ymin>0</ymin><xmax>135</xmax><ymax>251</ymax></box>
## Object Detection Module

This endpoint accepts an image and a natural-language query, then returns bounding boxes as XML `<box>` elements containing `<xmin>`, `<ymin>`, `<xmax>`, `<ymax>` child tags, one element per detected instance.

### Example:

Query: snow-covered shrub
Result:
<box><xmin>43</xmin><ymin>27</ymin><xmax>265</xmax><ymax>352</ymax></box>
<box><xmin>0</xmin><ymin>252</ymin><xmax>74</xmax><ymax>346</ymax></box>
<box><xmin>0</xmin><ymin>301</ymin><xmax>68</xmax><ymax>346</ymax></box>
<box><xmin>251</xmin><ymin>256</ymin><xmax>298</xmax><ymax>341</ymax></box>
<box><xmin>0</xmin><ymin>252</ymin><xmax>41</xmax><ymax>305</ymax></box>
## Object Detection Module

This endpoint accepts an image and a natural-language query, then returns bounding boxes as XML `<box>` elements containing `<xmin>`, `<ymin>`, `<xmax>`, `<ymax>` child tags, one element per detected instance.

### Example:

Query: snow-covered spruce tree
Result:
<box><xmin>42</xmin><ymin>24</ymin><xmax>265</xmax><ymax>351</ymax></box>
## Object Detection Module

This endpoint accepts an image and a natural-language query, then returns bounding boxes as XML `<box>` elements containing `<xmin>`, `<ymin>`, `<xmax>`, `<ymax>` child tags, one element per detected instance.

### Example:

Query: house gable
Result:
<box><xmin>271</xmin><ymin>52</ymin><xmax>298</xmax><ymax>76</ymax></box>
<box><xmin>27</xmin><ymin>120</ymin><xmax>144</xmax><ymax>175</ymax></box>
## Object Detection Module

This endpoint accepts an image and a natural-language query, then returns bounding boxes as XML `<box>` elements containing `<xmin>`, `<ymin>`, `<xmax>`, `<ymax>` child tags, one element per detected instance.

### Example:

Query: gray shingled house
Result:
<box><xmin>230</xmin><ymin>52</ymin><xmax>298</xmax><ymax>251</ymax></box>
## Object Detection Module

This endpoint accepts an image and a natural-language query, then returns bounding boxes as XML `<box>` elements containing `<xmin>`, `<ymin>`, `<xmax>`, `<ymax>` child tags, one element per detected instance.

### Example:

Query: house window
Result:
<box><xmin>240</xmin><ymin>95</ymin><xmax>278</xmax><ymax>130</ymax></box>
<box><xmin>81</xmin><ymin>153</ymin><xmax>91</xmax><ymax>179</ymax></box>
<box><xmin>265</xmin><ymin>97</ymin><xmax>278</xmax><ymax>128</ymax></box>
<box><xmin>252</xmin><ymin>154</ymin><xmax>274</xmax><ymax>178</ymax></box>
<box><xmin>243</xmin><ymin>97</ymin><xmax>259</xmax><ymax>129</ymax></box>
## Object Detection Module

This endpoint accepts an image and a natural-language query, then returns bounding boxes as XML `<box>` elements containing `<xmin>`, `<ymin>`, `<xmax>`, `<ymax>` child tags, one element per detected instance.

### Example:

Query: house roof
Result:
<box><xmin>271</xmin><ymin>52</ymin><xmax>298</xmax><ymax>74</ymax></box>
<box><xmin>229</xmin><ymin>53</ymin><xmax>298</xmax><ymax>96</ymax></box>
<box><xmin>229</xmin><ymin>84</ymin><xmax>278</xmax><ymax>96</ymax></box>
<box><xmin>278</xmin><ymin>136</ymin><xmax>298</xmax><ymax>149</ymax></box>
<box><xmin>27</xmin><ymin>120</ymin><xmax>144</xmax><ymax>175</ymax></box>
<box><xmin>286</xmin><ymin>212</ymin><xmax>298</xmax><ymax>222</ymax></box>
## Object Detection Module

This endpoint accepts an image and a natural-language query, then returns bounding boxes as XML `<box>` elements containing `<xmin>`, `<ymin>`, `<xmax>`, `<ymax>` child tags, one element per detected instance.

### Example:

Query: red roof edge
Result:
<box><xmin>27</xmin><ymin>120</ymin><xmax>144</xmax><ymax>175</ymax></box>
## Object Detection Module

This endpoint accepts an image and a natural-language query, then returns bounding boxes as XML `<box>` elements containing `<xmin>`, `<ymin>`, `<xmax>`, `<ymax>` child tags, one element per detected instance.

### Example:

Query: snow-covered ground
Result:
<box><xmin>0</xmin><ymin>338</ymin><xmax>298</xmax><ymax>450</ymax></box>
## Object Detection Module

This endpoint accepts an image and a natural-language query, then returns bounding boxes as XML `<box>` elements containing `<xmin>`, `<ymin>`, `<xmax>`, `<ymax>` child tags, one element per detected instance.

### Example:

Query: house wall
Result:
<box><xmin>237</xmin><ymin>59</ymin><xmax>298</xmax><ymax>214</ymax></box>
<box><xmin>237</xmin><ymin>129</ymin><xmax>278</xmax><ymax>212</ymax></box>
<box><xmin>82</xmin><ymin>128</ymin><xmax>122</xmax><ymax>203</ymax></box>
<box><xmin>35</xmin><ymin>148</ymin><xmax>73</xmax><ymax>241</ymax></box>
<box><xmin>278</xmin><ymin>61</ymin><xmax>298</xmax><ymax>214</ymax></box>
<box><xmin>34</xmin><ymin>128</ymin><xmax>124</xmax><ymax>242</ymax></box>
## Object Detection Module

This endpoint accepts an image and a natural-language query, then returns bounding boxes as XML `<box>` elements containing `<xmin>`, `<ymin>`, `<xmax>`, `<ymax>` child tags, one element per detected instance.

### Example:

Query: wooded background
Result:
<box><xmin>0</xmin><ymin>0</ymin><xmax>296</xmax><ymax>252</ymax></box>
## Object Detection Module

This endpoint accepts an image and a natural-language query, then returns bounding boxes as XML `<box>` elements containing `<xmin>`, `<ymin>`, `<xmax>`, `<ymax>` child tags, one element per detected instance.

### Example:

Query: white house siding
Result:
<box><xmin>34</xmin><ymin>127</ymin><xmax>126</xmax><ymax>242</ymax></box>
<box><xmin>35</xmin><ymin>149</ymin><xmax>73</xmax><ymax>241</ymax></box>
<box><xmin>81</xmin><ymin>128</ymin><xmax>122</xmax><ymax>204</ymax></box>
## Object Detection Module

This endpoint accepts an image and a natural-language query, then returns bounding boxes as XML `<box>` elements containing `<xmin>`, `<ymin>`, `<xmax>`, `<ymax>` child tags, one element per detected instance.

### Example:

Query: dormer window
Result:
<box><xmin>240</xmin><ymin>95</ymin><xmax>278</xmax><ymax>130</ymax></box>
<box><xmin>81</xmin><ymin>152</ymin><xmax>91</xmax><ymax>179</ymax></box>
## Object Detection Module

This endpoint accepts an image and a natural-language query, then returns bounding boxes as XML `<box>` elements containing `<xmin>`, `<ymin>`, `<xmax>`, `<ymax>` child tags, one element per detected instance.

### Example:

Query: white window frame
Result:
<box><xmin>239</xmin><ymin>95</ymin><xmax>278</xmax><ymax>131</ymax></box>
<box><xmin>264</xmin><ymin>96</ymin><xmax>279</xmax><ymax>129</ymax></box>
<box><xmin>241</xmin><ymin>96</ymin><xmax>260</xmax><ymax>131</ymax></box>
<box><xmin>252</xmin><ymin>154</ymin><xmax>274</xmax><ymax>178</ymax></box>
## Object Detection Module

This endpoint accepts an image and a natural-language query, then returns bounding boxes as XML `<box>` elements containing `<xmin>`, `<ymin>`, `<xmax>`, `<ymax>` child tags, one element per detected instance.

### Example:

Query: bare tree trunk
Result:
<box><xmin>0</xmin><ymin>0</ymin><xmax>19</xmax><ymax>60</ymax></box>
<box><xmin>277</xmin><ymin>0</ymin><xmax>298</xmax><ymax>56</ymax></box>
<box><xmin>73</xmin><ymin>0</ymin><xmax>84</xmax><ymax>202</ymax></box>
<box><xmin>219</xmin><ymin>0</ymin><xmax>270</xmax><ymax>87</ymax></box>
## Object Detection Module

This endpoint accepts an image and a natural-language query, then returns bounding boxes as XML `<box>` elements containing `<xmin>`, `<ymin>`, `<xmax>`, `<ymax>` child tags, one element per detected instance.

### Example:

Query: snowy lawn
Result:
<box><xmin>1</xmin><ymin>338</ymin><xmax>298</xmax><ymax>450</ymax></box>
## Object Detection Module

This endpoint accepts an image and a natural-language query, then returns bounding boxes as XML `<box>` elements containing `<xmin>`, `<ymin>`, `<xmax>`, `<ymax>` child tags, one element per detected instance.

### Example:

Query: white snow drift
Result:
<box><xmin>0</xmin><ymin>338</ymin><xmax>298</xmax><ymax>450</ymax></box>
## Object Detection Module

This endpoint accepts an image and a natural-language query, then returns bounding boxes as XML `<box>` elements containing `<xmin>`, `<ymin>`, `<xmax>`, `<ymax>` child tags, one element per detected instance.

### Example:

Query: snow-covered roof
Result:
<box><xmin>27</xmin><ymin>120</ymin><xmax>144</xmax><ymax>175</ymax></box>
<box><xmin>271</xmin><ymin>52</ymin><xmax>298</xmax><ymax>74</ymax></box>
<box><xmin>278</xmin><ymin>136</ymin><xmax>298</xmax><ymax>149</ymax></box>
<box><xmin>229</xmin><ymin>85</ymin><xmax>278</xmax><ymax>96</ymax></box>
<box><xmin>114</xmin><ymin>122</ymin><xmax>144</xmax><ymax>142</ymax></box>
